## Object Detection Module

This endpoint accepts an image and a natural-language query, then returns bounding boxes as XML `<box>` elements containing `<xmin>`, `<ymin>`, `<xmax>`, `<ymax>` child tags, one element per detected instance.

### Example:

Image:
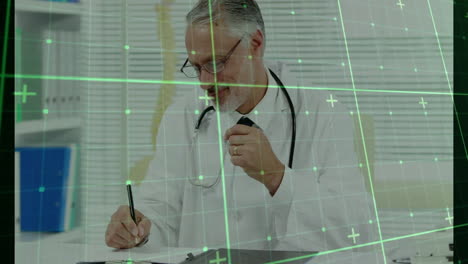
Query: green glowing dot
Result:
<box><xmin>370</xmin><ymin>23</ymin><xmax>375</xmax><ymax>27</ymax></box>
<box><xmin>404</xmin><ymin>27</ymin><xmax>408</xmax><ymax>31</ymax></box>
<box><xmin>38</xmin><ymin>186</ymin><xmax>45</xmax><ymax>192</ymax></box>
<box><xmin>203</xmin><ymin>246</ymin><xmax>208</xmax><ymax>252</ymax></box>
<box><xmin>291</xmin><ymin>11</ymin><xmax>295</xmax><ymax>15</ymax></box>
<box><xmin>389</xmin><ymin>111</ymin><xmax>393</xmax><ymax>115</ymax></box>
<box><xmin>126</xmin><ymin>258</ymin><xmax>133</xmax><ymax>264</ymax></box>
<box><xmin>125</xmin><ymin>109</ymin><xmax>131</xmax><ymax>115</ymax></box>
<box><xmin>254</xmin><ymin>110</ymin><xmax>258</xmax><ymax>115</ymax></box>
<box><xmin>359</xmin><ymin>163</ymin><xmax>363</xmax><ymax>168</ymax></box>
<box><xmin>424</xmin><ymin>111</ymin><xmax>428</xmax><ymax>115</ymax></box>
<box><xmin>248</xmin><ymin>55</ymin><xmax>252</xmax><ymax>60</ymax></box>
<box><xmin>313</xmin><ymin>166</ymin><xmax>317</xmax><ymax>172</ymax></box>
<box><xmin>243</xmin><ymin>4</ymin><xmax>247</xmax><ymax>8</ymax></box>
<box><xmin>46</xmin><ymin>39</ymin><xmax>52</xmax><ymax>44</ymax></box>
<box><xmin>379</xmin><ymin>65</ymin><xmax>384</xmax><ymax>70</ymax></box>
<box><xmin>369</xmin><ymin>220</ymin><xmax>373</xmax><ymax>224</ymax></box>
<box><xmin>126</xmin><ymin>180</ymin><xmax>132</xmax><ymax>185</ymax></box>
<box><xmin>341</xmin><ymin>62</ymin><xmax>345</xmax><ymax>67</ymax></box>
<box><xmin>195</xmin><ymin>109</ymin><xmax>200</xmax><ymax>115</ymax></box>
<box><xmin>305</xmin><ymin>111</ymin><xmax>309</xmax><ymax>115</ymax></box>
<box><xmin>333</xmin><ymin>17</ymin><xmax>337</xmax><ymax>21</ymax></box>
<box><xmin>124</xmin><ymin>45</ymin><xmax>130</xmax><ymax>50</ymax></box>
<box><xmin>43</xmin><ymin>109</ymin><xmax>49</xmax><ymax>115</ymax></box>
<box><xmin>191</xmin><ymin>50</ymin><xmax>196</xmax><ymax>55</ymax></box>
<box><xmin>349</xmin><ymin>111</ymin><xmax>354</xmax><ymax>115</ymax></box>
<box><xmin>410</xmin><ymin>212</ymin><xmax>414</xmax><ymax>217</ymax></box>
<box><xmin>321</xmin><ymin>227</ymin><xmax>326</xmax><ymax>232</ymax></box>
<box><xmin>260</xmin><ymin>170</ymin><xmax>265</xmax><ymax>176</ymax></box>
<box><xmin>399</xmin><ymin>160</ymin><xmax>403</xmax><ymax>164</ymax></box>
<box><xmin>199</xmin><ymin>175</ymin><xmax>204</xmax><ymax>180</ymax></box>
<box><xmin>298</xmin><ymin>59</ymin><xmax>302</xmax><ymax>63</ymax></box>
<box><xmin>267</xmin><ymin>235</ymin><xmax>272</xmax><ymax>241</ymax></box>
<box><xmin>414</xmin><ymin>68</ymin><xmax>418</xmax><ymax>72</ymax></box>
<box><xmin>434</xmin><ymin>157</ymin><xmax>438</xmax><ymax>161</ymax></box>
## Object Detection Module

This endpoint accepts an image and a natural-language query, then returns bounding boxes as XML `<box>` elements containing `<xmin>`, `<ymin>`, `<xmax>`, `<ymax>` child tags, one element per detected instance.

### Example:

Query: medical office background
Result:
<box><xmin>14</xmin><ymin>0</ymin><xmax>453</xmax><ymax>259</ymax></box>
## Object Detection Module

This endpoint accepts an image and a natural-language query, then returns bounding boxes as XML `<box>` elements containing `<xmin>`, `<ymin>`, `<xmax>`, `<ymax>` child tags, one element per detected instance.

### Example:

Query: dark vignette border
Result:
<box><xmin>454</xmin><ymin>0</ymin><xmax>468</xmax><ymax>262</ymax></box>
<box><xmin>0</xmin><ymin>0</ymin><xmax>15</xmax><ymax>262</ymax></box>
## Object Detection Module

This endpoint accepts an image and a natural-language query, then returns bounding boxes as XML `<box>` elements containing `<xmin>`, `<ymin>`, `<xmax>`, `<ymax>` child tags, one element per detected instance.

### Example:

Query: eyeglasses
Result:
<box><xmin>180</xmin><ymin>36</ymin><xmax>245</xmax><ymax>78</ymax></box>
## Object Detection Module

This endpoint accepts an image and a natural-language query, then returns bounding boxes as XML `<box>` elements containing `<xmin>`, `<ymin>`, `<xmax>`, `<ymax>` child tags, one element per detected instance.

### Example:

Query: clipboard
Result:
<box><xmin>178</xmin><ymin>248</ymin><xmax>317</xmax><ymax>264</ymax></box>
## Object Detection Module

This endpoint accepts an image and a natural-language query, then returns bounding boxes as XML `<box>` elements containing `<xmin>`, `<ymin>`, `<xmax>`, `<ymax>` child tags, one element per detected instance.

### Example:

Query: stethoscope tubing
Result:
<box><xmin>192</xmin><ymin>68</ymin><xmax>296</xmax><ymax>188</ymax></box>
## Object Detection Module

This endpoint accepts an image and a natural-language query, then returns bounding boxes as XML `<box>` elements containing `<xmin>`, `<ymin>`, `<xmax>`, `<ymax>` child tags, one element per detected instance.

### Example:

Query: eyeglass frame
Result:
<box><xmin>180</xmin><ymin>35</ymin><xmax>246</xmax><ymax>78</ymax></box>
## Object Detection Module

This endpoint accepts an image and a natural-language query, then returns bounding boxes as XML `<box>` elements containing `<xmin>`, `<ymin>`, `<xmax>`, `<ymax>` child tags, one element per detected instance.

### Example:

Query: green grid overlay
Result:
<box><xmin>10</xmin><ymin>0</ymin><xmax>459</xmax><ymax>263</ymax></box>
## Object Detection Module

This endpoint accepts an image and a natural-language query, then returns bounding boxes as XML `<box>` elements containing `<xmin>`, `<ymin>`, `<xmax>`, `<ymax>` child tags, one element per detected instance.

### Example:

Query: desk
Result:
<box><xmin>15</xmin><ymin>241</ymin><xmax>389</xmax><ymax>264</ymax></box>
<box><xmin>15</xmin><ymin>242</ymin><xmax>201</xmax><ymax>264</ymax></box>
<box><xmin>15</xmin><ymin>220</ymin><xmax>452</xmax><ymax>264</ymax></box>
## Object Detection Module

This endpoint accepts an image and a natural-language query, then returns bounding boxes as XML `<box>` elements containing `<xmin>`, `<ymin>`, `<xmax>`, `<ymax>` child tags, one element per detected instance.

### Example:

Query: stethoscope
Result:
<box><xmin>190</xmin><ymin>68</ymin><xmax>296</xmax><ymax>188</ymax></box>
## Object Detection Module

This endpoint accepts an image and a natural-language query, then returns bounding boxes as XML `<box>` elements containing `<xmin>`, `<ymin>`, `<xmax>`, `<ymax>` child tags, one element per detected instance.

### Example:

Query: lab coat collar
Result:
<box><xmin>262</xmin><ymin>63</ymin><xmax>290</xmax><ymax>114</ymax></box>
<box><xmin>234</xmin><ymin>64</ymin><xmax>289</xmax><ymax>130</ymax></box>
<box><xmin>207</xmin><ymin>62</ymin><xmax>291</xmax><ymax>131</ymax></box>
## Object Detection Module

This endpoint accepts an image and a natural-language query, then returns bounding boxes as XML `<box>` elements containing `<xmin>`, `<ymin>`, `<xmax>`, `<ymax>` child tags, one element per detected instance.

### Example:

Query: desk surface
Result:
<box><xmin>15</xmin><ymin>242</ymin><xmax>200</xmax><ymax>264</ymax></box>
<box><xmin>15</xmin><ymin>225</ymin><xmax>452</xmax><ymax>264</ymax></box>
<box><xmin>15</xmin><ymin>241</ymin><xmax>390</xmax><ymax>264</ymax></box>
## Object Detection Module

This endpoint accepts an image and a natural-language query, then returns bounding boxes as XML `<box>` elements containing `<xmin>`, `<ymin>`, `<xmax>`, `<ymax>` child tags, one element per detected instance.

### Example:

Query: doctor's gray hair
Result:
<box><xmin>186</xmin><ymin>0</ymin><xmax>266</xmax><ymax>49</ymax></box>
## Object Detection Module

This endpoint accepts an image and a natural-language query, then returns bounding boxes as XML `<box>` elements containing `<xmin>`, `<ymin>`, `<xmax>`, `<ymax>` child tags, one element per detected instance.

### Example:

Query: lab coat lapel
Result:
<box><xmin>231</xmin><ymin>64</ymin><xmax>292</xmax><ymax>205</ymax></box>
<box><xmin>269</xmin><ymin>63</ymin><xmax>298</xmax><ymax>168</ymax></box>
<box><xmin>257</xmin><ymin>64</ymin><xmax>292</xmax><ymax>168</ymax></box>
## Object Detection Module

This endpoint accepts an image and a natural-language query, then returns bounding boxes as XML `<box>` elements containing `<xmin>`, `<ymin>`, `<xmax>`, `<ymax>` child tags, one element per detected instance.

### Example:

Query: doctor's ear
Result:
<box><xmin>248</xmin><ymin>29</ymin><xmax>265</xmax><ymax>57</ymax></box>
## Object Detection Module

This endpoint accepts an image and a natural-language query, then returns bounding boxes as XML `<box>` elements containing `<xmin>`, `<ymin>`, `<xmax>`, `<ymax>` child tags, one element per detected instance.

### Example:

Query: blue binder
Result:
<box><xmin>16</xmin><ymin>146</ymin><xmax>74</xmax><ymax>232</ymax></box>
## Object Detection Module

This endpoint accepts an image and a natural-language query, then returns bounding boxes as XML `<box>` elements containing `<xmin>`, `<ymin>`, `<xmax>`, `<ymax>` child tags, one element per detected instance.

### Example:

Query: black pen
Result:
<box><xmin>126</xmin><ymin>181</ymin><xmax>136</xmax><ymax>224</ymax></box>
<box><xmin>127</xmin><ymin>181</ymin><xmax>140</xmax><ymax>245</ymax></box>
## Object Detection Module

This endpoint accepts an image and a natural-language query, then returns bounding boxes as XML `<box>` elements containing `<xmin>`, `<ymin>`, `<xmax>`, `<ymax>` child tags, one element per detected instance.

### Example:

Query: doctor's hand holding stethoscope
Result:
<box><xmin>224</xmin><ymin>123</ymin><xmax>286</xmax><ymax>196</ymax></box>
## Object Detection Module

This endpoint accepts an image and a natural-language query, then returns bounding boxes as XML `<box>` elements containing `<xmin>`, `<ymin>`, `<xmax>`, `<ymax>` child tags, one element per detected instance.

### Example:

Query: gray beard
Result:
<box><xmin>217</xmin><ymin>93</ymin><xmax>246</xmax><ymax>112</ymax></box>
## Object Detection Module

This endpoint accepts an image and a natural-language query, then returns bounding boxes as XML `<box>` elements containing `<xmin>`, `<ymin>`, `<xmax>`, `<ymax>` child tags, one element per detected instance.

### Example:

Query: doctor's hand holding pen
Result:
<box><xmin>105</xmin><ymin>205</ymin><xmax>152</xmax><ymax>249</ymax></box>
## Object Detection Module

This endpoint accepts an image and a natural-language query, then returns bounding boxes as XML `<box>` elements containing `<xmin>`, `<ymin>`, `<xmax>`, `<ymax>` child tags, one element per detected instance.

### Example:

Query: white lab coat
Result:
<box><xmin>134</xmin><ymin>61</ymin><xmax>380</xmax><ymax>254</ymax></box>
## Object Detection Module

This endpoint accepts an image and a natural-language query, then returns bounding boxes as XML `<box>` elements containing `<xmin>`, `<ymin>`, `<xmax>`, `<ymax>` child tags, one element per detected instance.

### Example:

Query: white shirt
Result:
<box><xmin>134</xmin><ymin>61</ymin><xmax>379</xmax><ymax>253</ymax></box>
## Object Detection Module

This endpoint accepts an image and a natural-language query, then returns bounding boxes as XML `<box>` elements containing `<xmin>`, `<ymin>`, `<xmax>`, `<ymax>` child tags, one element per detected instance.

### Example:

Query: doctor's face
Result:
<box><xmin>185</xmin><ymin>24</ymin><xmax>258</xmax><ymax>112</ymax></box>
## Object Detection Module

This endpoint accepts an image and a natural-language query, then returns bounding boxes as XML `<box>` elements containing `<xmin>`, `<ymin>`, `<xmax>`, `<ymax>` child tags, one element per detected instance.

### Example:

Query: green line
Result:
<box><xmin>264</xmin><ymin>223</ymin><xmax>464</xmax><ymax>264</ymax></box>
<box><xmin>15</xmin><ymin>27</ymin><xmax>22</xmax><ymax>123</ymax></box>
<box><xmin>336</xmin><ymin>1</ymin><xmax>387</xmax><ymax>263</ymax></box>
<box><xmin>206</xmin><ymin>1</ymin><xmax>232</xmax><ymax>263</ymax></box>
<box><xmin>5</xmin><ymin>73</ymin><xmax>465</xmax><ymax>96</ymax></box>
<box><xmin>0</xmin><ymin>0</ymin><xmax>11</xmax><ymax>132</ymax></box>
<box><xmin>425</xmin><ymin>0</ymin><xmax>467</xmax><ymax>160</ymax></box>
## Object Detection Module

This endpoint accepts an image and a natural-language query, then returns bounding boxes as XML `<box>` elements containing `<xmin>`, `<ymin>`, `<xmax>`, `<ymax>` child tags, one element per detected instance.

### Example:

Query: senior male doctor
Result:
<box><xmin>105</xmin><ymin>0</ymin><xmax>379</xmax><ymax>254</ymax></box>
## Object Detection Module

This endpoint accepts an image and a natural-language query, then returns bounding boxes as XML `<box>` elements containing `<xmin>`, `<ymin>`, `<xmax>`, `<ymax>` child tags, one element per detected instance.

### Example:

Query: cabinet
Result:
<box><xmin>15</xmin><ymin>0</ymin><xmax>84</xmax><ymax>146</ymax></box>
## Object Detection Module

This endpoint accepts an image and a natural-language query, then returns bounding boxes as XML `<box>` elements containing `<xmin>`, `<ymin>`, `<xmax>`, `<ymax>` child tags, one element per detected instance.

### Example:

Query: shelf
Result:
<box><xmin>16</xmin><ymin>117</ymin><xmax>81</xmax><ymax>136</ymax></box>
<box><xmin>16</xmin><ymin>227</ymin><xmax>84</xmax><ymax>244</ymax></box>
<box><xmin>15</xmin><ymin>0</ymin><xmax>83</xmax><ymax>16</ymax></box>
